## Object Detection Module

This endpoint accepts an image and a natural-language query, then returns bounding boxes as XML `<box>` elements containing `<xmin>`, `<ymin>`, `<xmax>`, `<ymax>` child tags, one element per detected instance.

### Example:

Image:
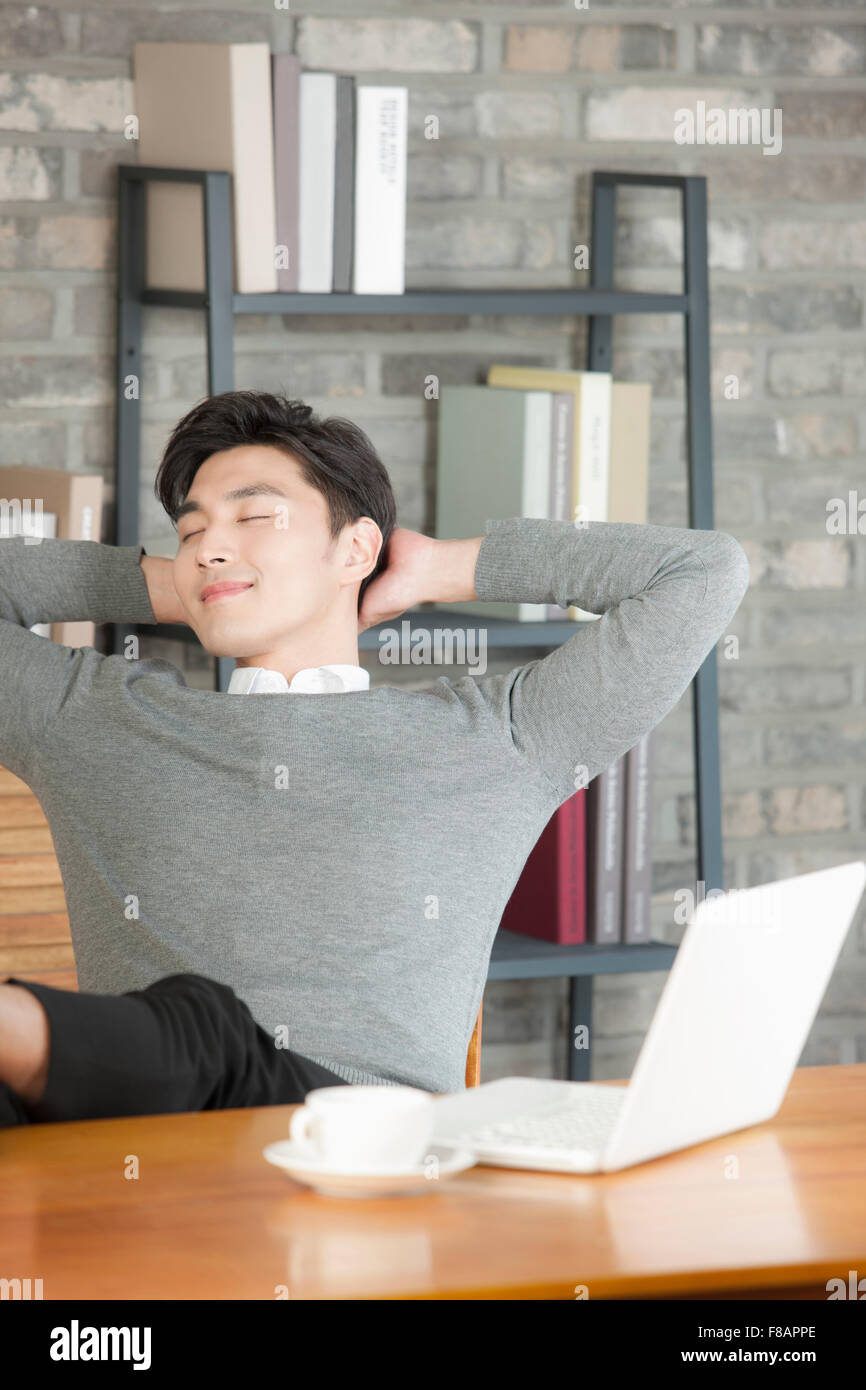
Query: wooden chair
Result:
<box><xmin>464</xmin><ymin>1002</ymin><xmax>483</xmax><ymax>1088</ymax></box>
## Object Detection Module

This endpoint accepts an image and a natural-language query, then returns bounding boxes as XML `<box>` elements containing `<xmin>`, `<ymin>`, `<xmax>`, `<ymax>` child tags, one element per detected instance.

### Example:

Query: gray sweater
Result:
<box><xmin>0</xmin><ymin>517</ymin><xmax>750</xmax><ymax>1094</ymax></box>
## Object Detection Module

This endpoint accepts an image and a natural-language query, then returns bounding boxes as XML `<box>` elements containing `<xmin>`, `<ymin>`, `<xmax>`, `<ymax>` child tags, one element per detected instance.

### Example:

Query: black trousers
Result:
<box><xmin>0</xmin><ymin>971</ymin><xmax>350</xmax><ymax>1128</ymax></box>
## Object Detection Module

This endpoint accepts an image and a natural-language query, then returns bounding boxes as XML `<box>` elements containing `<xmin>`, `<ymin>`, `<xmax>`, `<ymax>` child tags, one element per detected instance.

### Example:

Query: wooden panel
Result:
<box><xmin>0</xmin><ymin>942</ymin><xmax>76</xmax><ymax>973</ymax></box>
<box><xmin>0</xmin><ymin>768</ymin><xmax>76</xmax><ymax>990</ymax></box>
<box><xmin>7</xmin><ymin>966</ymin><xmax>78</xmax><ymax>990</ymax></box>
<box><xmin>0</xmin><ymin>768</ymin><xmax>35</xmax><ymax>795</ymax></box>
<box><xmin>0</xmin><ymin>911</ymin><xmax>70</xmax><ymax>945</ymax></box>
<box><xmin>0</xmin><ymin>796</ymin><xmax>50</xmax><ymax>828</ymax></box>
<box><xmin>0</xmin><ymin>854</ymin><xmax>63</xmax><ymax>888</ymax></box>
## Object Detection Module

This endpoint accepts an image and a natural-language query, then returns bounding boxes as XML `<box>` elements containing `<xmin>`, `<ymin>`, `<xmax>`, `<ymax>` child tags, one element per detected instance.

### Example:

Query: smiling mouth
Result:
<box><xmin>202</xmin><ymin>584</ymin><xmax>253</xmax><ymax>605</ymax></box>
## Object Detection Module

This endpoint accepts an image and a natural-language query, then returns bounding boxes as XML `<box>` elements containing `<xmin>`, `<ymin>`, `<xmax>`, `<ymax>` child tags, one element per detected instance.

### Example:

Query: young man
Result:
<box><xmin>0</xmin><ymin>389</ymin><xmax>750</xmax><ymax>1128</ymax></box>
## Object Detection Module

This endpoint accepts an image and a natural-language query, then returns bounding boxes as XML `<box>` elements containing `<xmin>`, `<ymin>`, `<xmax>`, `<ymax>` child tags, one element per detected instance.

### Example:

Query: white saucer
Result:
<box><xmin>262</xmin><ymin>1139</ymin><xmax>476</xmax><ymax>1198</ymax></box>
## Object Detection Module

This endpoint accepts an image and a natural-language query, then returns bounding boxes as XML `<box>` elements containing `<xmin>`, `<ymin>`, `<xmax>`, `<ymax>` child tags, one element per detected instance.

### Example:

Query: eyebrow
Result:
<box><xmin>175</xmin><ymin>483</ymin><xmax>290</xmax><ymax>524</ymax></box>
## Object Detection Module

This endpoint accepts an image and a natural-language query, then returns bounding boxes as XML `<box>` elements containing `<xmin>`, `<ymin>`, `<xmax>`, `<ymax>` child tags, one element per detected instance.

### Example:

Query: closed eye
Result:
<box><xmin>180</xmin><ymin>515</ymin><xmax>273</xmax><ymax>542</ymax></box>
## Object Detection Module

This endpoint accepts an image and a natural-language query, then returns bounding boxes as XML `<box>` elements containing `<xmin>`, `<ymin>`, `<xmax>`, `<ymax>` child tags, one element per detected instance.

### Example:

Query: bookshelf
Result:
<box><xmin>113</xmin><ymin>165</ymin><xmax>721</xmax><ymax>1081</ymax></box>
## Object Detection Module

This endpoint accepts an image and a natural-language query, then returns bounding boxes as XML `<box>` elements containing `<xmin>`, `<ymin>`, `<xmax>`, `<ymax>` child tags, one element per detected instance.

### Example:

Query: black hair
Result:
<box><xmin>153</xmin><ymin>390</ymin><xmax>397</xmax><ymax>609</ymax></box>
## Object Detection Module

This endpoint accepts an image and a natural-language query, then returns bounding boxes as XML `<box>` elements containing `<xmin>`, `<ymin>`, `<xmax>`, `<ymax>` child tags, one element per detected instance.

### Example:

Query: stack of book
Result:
<box><xmin>435</xmin><ymin>368</ymin><xmax>655</xmax><ymax>948</ymax></box>
<box><xmin>133</xmin><ymin>43</ymin><xmax>408</xmax><ymax>296</ymax></box>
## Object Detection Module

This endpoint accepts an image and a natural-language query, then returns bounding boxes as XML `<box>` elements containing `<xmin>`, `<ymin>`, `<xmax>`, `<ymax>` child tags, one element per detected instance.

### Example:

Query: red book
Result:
<box><xmin>498</xmin><ymin>790</ymin><xmax>587</xmax><ymax>944</ymax></box>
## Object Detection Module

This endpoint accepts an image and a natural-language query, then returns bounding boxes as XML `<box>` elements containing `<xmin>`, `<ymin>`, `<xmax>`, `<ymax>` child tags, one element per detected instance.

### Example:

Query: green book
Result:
<box><xmin>435</xmin><ymin>385</ymin><xmax>552</xmax><ymax>622</ymax></box>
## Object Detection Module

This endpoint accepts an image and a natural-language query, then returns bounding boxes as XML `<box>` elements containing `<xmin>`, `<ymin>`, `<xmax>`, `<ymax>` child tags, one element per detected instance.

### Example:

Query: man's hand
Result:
<box><xmin>357</xmin><ymin>528</ymin><xmax>484</xmax><ymax>634</ymax></box>
<box><xmin>139</xmin><ymin>554</ymin><xmax>188</xmax><ymax>626</ymax></box>
<box><xmin>357</xmin><ymin>528</ymin><xmax>434</xmax><ymax>633</ymax></box>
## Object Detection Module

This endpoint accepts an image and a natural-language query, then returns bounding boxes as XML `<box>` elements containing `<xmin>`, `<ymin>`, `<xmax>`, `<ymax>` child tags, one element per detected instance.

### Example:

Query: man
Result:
<box><xmin>0</xmin><ymin>389</ymin><xmax>750</xmax><ymax>1127</ymax></box>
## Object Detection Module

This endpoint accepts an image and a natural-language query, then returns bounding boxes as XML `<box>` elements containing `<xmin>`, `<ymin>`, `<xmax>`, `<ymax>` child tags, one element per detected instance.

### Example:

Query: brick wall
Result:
<box><xmin>1</xmin><ymin>1</ymin><xmax>864</xmax><ymax>1080</ymax></box>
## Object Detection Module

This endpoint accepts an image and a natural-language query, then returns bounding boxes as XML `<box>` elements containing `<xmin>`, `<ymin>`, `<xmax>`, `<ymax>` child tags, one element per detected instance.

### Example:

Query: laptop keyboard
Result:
<box><xmin>452</xmin><ymin>1087</ymin><xmax>626</xmax><ymax>1166</ymax></box>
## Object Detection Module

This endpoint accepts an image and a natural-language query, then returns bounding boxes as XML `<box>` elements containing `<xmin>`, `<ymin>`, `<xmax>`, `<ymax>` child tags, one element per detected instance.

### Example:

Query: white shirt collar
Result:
<box><xmin>227</xmin><ymin>662</ymin><xmax>370</xmax><ymax>695</ymax></box>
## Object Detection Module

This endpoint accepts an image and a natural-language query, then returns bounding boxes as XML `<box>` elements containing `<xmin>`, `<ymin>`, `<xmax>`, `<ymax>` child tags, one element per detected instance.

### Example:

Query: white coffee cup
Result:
<box><xmin>289</xmin><ymin>1085</ymin><xmax>436</xmax><ymax>1170</ymax></box>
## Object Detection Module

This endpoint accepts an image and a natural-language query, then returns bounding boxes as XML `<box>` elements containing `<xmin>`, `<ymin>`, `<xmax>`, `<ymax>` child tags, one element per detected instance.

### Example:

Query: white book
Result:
<box><xmin>353</xmin><ymin>86</ymin><xmax>407</xmax><ymax>295</ymax></box>
<box><xmin>299</xmin><ymin>73</ymin><xmax>337</xmax><ymax>293</ymax></box>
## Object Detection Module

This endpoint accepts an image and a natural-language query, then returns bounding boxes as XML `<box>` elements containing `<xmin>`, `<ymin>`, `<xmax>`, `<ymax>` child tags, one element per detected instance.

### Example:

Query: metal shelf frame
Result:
<box><xmin>114</xmin><ymin>165</ymin><xmax>719</xmax><ymax>1080</ymax></box>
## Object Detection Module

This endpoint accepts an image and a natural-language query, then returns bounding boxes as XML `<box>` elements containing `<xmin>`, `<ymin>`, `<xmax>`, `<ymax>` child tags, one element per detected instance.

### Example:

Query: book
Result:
<box><xmin>586</xmin><ymin>752</ymin><xmax>625</xmax><ymax>945</ymax></box>
<box><xmin>435</xmin><ymin>385</ymin><xmax>551</xmax><ymax>623</ymax></box>
<box><xmin>272</xmin><ymin>53</ymin><xmax>301</xmax><ymax>293</ymax></box>
<box><xmin>353</xmin><ymin>86</ymin><xmax>408</xmax><ymax>295</ymax></box>
<box><xmin>299</xmin><ymin>72</ymin><xmax>338</xmax><ymax>292</ymax></box>
<box><xmin>608</xmin><ymin>382</ymin><xmax>652</xmax><ymax>525</ymax></box>
<box><xmin>333</xmin><ymin>75</ymin><xmax>356</xmax><ymax>293</ymax></box>
<box><xmin>498</xmin><ymin>789</ymin><xmax>587</xmax><ymax>945</ymax></box>
<box><xmin>545</xmin><ymin>391</ymin><xmax>575</xmax><ymax>620</ymax></box>
<box><xmin>610</xmin><ymin>382</ymin><xmax>654</xmax><ymax>943</ymax></box>
<box><xmin>623</xmin><ymin>731</ymin><xmax>653</xmax><ymax>944</ymax></box>
<box><xmin>486</xmin><ymin>365</ymin><xmax>612</xmax><ymax>623</ymax></box>
<box><xmin>134</xmin><ymin>41</ymin><xmax>278</xmax><ymax>294</ymax></box>
<box><xmin>0</xmin><ymin>467</ymin><xmax>104</xmax><ymax>649</ymax></box>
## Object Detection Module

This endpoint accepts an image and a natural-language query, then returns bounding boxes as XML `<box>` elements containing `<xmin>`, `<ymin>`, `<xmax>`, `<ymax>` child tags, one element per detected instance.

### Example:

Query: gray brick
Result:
<box><xmin>617</xmin><ymin>215</ymin><xmax>749</xmax><ymax>271</ymax></box>
<box><xmin>296</xmin><ymin>18</ymin><xmax>479</xmax><ymax>73</ymax></box>
<box><xmin>0</xmin><ymin>73</ymin><xmax>129</xmax><ymax>132</ymax></box>
<box><xmin>80</xmin><ymin>8</ymin><xmax>272</xmax><ymax>56</ymax></box>
<box><xmin>476</xmin><ymin>90</ymin><xmax>562</xmax><ymax>138</ymax></box>
<box><xmin>381</xmin><ymin>350</ymin><xmax>555</xmax><ymax>397</ymax></box>
<box><xmin>705</xmin><ymin>154</ymin><xmax>866</xmax><ymax>204</ymax></box>
<box><xmin>74</xmin><ymin>284</ymin><xmax>114</xmax><ymax>338</ymax></box>
<box><xmin>169</xmin><ymin>350</ymin><xmax>367</xmax><ymax>403</ymax></box>
<box><xmin>0</xmin><ymin>144</ymin><xmax>61</xmax><ymax>201</ymax></box>
<box><xmin>505</xmin><ymin>22</ymin><xmax>675</xmax><ymax>73</ymax></box>
<box><xmin>714</xmin><ymin>411</ymin><xmax>859</xmax><ymax>462</ymax></box>
<box><xmin>612</xmin><ymin>346</ymin><xmax>684</xmax><ymax>399</ymax></box>
<box><xmin>481</xmin><ymin>977</ymin><xmax>565</xmax><ymax>1046</ymax></box>
<box><xmin>764</xmin><ymin>475</ymin><xmax>866</xmax><ymax>528</ymax></box>
<box><xmin>841</xmin><ymin>349</ymin><xmax>866</xmax><ymax>396</ymax></box>
<box><xmin>30</xmin><ymin>215</ymin><xmax>113</xmax><ymax>271</ymax></box>
<box><xmin>761</xmin><ymin>598</ymin><xmax>866</xmax><ymax>649</ymax></box>
<box><xmin>585</xmin><ymin>85</ymin><xmax>753</xmax><ymax>141</ymax></box>
<box><xmin>0</xmin><ymin>287</ymin><xmax>53</xmax><ymax>339</ymax></box>
<box><xmin>711</xmin><ymin>285</ymin><xmax>863</xmax><ymax>333</ymax></box>
<box><xmin>766</xmin><ymin>720</ymin><xmax>866</xmax><ymax>769</ymax></box>
<box><xmin>406</xmin><ymin>213</ymin><xmax>557</xmax><ymax>271</ymax></box>
<box><xmin>408</xmin><ymin>89</ymin><xmax>476</xmax><ymax>139</ymax></box>
<box><xmin>759</xmin><ymin>221</ymin><xmax>866</xmax><ymax>271</ymax></box>
<box><xmin>742</xmin><ymin>538</ymin><xmax>852</xmax><ymax>591</ymax></box>
<box><xmin>696</xmin><ymin>25</ymin><xmax>866</xmax><ymax>77</ymax></box>
<box><xmin>766</xmin><ymin>349</ymin><xmax>844</xmax><ymax>398</ymax></box>
<box><xmin>80</xmin><ymin>146</ymin><xmax>139</xmax><ymax>200</ymax></box>
<box><xmin>408</xmin><ymin>151</ymin><xmax>484</xmax><ymax>200</ymax></box>
<box><xmin>0</xmin><ymin>419</ymin><xmax>67</xmax><ymax>469</ymax></box>
<box><xmin>774</xmin><ymin>90</ymin><xmax>866</xmax><ymax>140</ymax></box>
<box><xmin>0</xmin><ymin>354</ymin><xmax>113</xmax><ymax>407</ymax></box>
<box><xmin>0</xmin><ymin>5</ymin><xmax>63</xmax><ymax>57</ymax></box>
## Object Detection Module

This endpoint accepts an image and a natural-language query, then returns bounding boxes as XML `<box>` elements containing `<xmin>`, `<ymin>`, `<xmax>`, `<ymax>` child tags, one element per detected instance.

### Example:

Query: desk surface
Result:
<box><xmin>2</xmin><ymin>1064</ymin><xmax>865</xmax><ymax>1300</ymax></box>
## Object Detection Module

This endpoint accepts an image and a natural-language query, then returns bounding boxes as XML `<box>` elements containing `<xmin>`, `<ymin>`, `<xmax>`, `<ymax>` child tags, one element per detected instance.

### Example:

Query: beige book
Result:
<box><xmin>134</xmin><ymin>41</ymin><xmax>278</xmax><ymax>294</ymax></box>
<box><xmin>608</xmin><ymin>382</ymin><xmax>652</xmax><ymax>525</ymax></box>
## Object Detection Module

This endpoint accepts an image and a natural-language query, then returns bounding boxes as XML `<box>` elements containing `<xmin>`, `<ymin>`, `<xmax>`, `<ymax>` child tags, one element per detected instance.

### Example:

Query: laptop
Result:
<box><xmin>431</xmin><ymin>861</ymin><xmax>866</xmax><ymax>1174</ymax></box>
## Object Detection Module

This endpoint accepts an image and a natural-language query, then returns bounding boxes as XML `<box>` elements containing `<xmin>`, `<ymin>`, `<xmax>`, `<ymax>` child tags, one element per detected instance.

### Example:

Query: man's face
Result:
<box><xmin>171</xmin><ymin>444</ymin><xmax>370</xmax><ymax>661</ymax></box>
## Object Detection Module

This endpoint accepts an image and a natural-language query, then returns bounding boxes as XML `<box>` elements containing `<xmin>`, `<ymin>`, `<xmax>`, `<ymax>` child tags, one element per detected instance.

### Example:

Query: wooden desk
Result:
<box><xmin>1</xmin><ymin>1064</ymin><xmax>864</xmax><ymax>1300</ymax></box>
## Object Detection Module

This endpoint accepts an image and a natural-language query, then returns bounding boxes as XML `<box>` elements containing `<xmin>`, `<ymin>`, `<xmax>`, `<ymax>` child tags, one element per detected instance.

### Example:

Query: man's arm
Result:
<box><xmin>0</xmin><ymin>535</ymin><xmax>161</xmax><ymax>781</ymax></box>
<box><xmin>423</xmin><ymin>517</ymin><xmax>750</xmax><ymax>805</ymax></box>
